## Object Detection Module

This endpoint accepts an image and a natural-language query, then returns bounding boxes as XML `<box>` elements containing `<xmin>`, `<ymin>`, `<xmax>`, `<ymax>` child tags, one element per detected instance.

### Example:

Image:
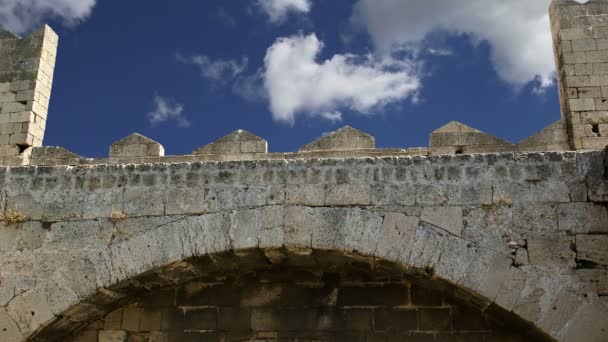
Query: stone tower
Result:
<box><xmin>550</xmin><ymin>0</ymin><xmax>608</xmax><ymax>149</ymax></box>
<box><xmin>0</xmin><ymin>25</ymin><xmax>58</xmax><ymax>154</ymax></box>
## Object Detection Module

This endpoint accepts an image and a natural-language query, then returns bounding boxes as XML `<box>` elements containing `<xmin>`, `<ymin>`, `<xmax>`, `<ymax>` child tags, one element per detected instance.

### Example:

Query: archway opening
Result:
<box><xmin>35</xmin><ymin>248</ymin><xmax>552</xmax><ymax>342</ymax></box>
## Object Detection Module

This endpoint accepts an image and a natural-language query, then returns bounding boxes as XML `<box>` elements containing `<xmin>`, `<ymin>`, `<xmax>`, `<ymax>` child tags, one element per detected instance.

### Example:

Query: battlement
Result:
<box><xmin>11</xmin><ymin>121</ymin><xmax>572</xmax><ymax>166</ymax></box>
<box><xmin>0</xmin><ymin>1</ymin><xmax>607</xmax><ymax>167</ymax></box>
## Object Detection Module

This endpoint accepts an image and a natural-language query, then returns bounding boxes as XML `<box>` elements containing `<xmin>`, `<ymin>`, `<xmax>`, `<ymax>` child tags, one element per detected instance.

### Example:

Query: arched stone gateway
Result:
<box><xmin>0</xmin><ymin>151</ymin><xmax>605</xmax><ymax>342</ymax></box>
<box><xmin>61</xmin><ymin>249</ymin><xmax>547</xmax><ymax>342</ymax></box>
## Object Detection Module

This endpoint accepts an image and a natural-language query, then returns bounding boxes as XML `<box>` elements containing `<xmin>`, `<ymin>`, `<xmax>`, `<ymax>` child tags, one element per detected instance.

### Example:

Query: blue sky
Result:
<box><xmin>1</xmin><ymin>0</ymin><xmax>563</xmax><ymax>157</ymax></box>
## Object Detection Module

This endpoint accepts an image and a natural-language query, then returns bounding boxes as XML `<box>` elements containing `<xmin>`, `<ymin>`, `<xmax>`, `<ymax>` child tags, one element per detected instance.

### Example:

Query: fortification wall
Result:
<box><xmin>0</xmin><ymin>149</ymin><xmax>605</xmax><ymax>341</ymax></box>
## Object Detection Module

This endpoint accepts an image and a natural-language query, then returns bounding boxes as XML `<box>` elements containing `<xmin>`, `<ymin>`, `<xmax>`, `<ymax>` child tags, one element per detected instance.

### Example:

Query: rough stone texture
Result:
<box><xmin>1</xmin><ymin>3</ymin><xmax>608</xmax><ymax>341</ymax></box>
<box><xmin>193</xmin><ymin>130</ymin><xmax>267</xmax><ymax>155</ymax></box>
<box><xmin>0</xmin><ymin>25</ymin><xmax>57</xmax><ymax>148</ymax></box>
<box><xmin>551</xmin><ymin>0</ymin><xmax>608</xmax><ymax>150</ymax></box>
<box><xmin>0</xmin><ymin>150</ymin><xmax>603</xmax><ymax>341</ymax></box>
<box><xmin>429</xmin><ymin>121</ymin><xmax>515</xmax><ymax>155</ymax></box>
<box><xmin>109</xmin><ymin>133</ymin><xmax>164</xmax><ymax>158</ymax></box>
<box><xmin>299</xmin><ymin>126</ymin><xmax>375</xmax><ymax>151</ymax></box>
<box><xmin>68</xmin><ymin>273</ymin><xmax>526</xmax><ymax>342</ymax></box>
<box><xmin>517</xmin><ymin>120</ymin><xmax>571</xmax><ymax>152</ymax></box>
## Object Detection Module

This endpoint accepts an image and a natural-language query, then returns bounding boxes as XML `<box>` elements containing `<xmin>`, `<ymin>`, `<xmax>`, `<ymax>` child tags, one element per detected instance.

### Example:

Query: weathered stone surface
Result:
<box><xmin>576</xmin><ymin>235</ymin><xmax>608</xmax><ymax>267</ymax></box>
<box><xmin>576</xmin><ymin>269</ymin><xmax>608</xmax><ymax>295</ymax></box>
<box><xmin>560</xmin><ymin>301</ymin><xmax>608</xmax><ymax>342</ymax></box>
<box><xmin>299</xmin><ymin>126</ymin><xmax>375</xmax><ymax>151</ymax></box>
<box><xmin>109</xmin><ymin>133</ymin><xmax>164</xmax><ymax>158</ymax></box>
<box><xmin>193</xmin><ymin>130</ymin><xmax>267</xmax><ymax>155</ymax></box>
<box><xmin>0</xmin><ymin>150</ymin><xmax>602</xmax><ymax>342</ymax></box>
<box><xmin>528</xmin><ymin>237</ymin><xmax>576</xmax><ymax>269</ymax></box>
<box><xmin>430</xmin><ymin>121</ymin><xmax>514</xmax><ymax>154</ymax></box>
<box><xmin>0</xmin><ymin>25</ymin><xmax>57</xmax><ymax>148</ymax></box>
<box><xmin>420</xmin><ymin>206</ymin><xmax>463</xmax><ymax>236</ymax></box>
<box><xmin>98</xmin><ymin>330</ymin><xmax>128</xmax><ymax>342</ymax></box>
<box><xmin>518</xmin><ymin>120</ymin><xmax>570</xmax><ymax>152</ymax></box>
<box><xmin>0</xmin><ymin>308</ymin><xmax>23</xmax><ymax>342</ymax></box>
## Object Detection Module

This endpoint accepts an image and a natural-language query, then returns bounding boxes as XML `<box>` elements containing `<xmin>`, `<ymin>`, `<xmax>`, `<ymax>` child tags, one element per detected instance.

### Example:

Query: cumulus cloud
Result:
<box><xmin>177</xmin><ymin>54</ymin><xmax>248</xmax><ymax>84</ymax></box>
<box><xmin>0</xmin><ymin>0</ymin><xmax>96</xmax><ymax>34</ymax></box>
<box><xmin>352</xmin><ymin>0</ymin><xmax>557</xmax><ymax>88</ymax></box>
<box><xmin>148</xmin><ymin>95</ymin><xmax>190</xmax><ymax>128</ymax></box>
<box><xmin>257</xmin><ymin>0</ymin><xmax>311</xmax><ymax>23</ymax></box>
<box><xmin>264</xmin><ymin>34</ymin><xmax>420</xmax><ymax>124</ymax></box>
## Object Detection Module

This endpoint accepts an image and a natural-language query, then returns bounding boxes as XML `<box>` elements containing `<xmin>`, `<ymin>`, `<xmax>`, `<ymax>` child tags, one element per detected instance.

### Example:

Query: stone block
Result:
<box><xmin>561</xmin><ymin>301</ymin><xmax>608</xmax><ymax>342</ymax></box>
<box><xmin>121</xmin><ymin>306</ymin><xmax>142</xmax><ymax>331</ymax></box>
<box><xmin>103</xmin><ymin>308</ymin><xmax>123</xmax><ymax>330</ymax></box>
<box><xmin>420</xmin><ymin>206</ymin><xmax>463</xmax><ymax>236</ymax></box>
<box><xmin>417</xmin><ymin>308</ymin><xmax>451</xmax><ymax>332</ymax></box>
<box><xmin>576</xmin><ymin>235</ymin><xmax>608</xmax><ymax>267</ymax></box>
<box><xmin>0</xmin><ymin>308</ymin><xmax>23</xmax><ymax>342</ymax></box>
<box><xmin>558</xmin><ymin>203</ymin><xmax>608</xmax><ymax>233</ymax></box>
<box><xmin>528</xmin><ymin>237</ymin><xmax>576</xmax><ymax>269</ymax></box>
<box><xmin>299</xmin><ymin>126</ymin><xmax>375</xmax><ymax>151</ymax></box>
<box><xmin>576</xmin><ymin>269</ymin><xmax>608</xmax><ymax>295</ymax></box>
<box><xmin>337</xmin><ymin>284</ymin><xmax>409</xmax><ymax>307</ymax></box>
<box><xmin>575</xmin><ymin>63</ymin><xmax>593</xmax><ymax>75</ymax></box>
<box><xmin>570</xmin><ymin>98</ymin><xmax>596</xmax><ymax>111</ymax></box>
<box><xmin>373</xmin><ymin>308</ymin><xmax>417</xmax><ymax>332</ymax></box>
<box><xmin>564</xmin><ymin>52</ymin><xmax>588</xmax><ymax>64</ymax></box>
<box><xmin>109</xmin><ymin>133</ymin><xmax>164</xmax><ymax>158</ymax></box>
<box><xmin>587</xmin><ymin>50</ymin><xmax>608</xmax><ymax>63</ymax></box>
<box><xmin>573</xmin><ymin>39</ymin><xmax>597</xmax><ymax>51</ymax></box>
<box><xmin>193</xmin><ymin>130</ymin><xmax>267</xmax><ymax>155</ymax></box>
<box><xmin>99</xmin><ymin>331</ymin><xmax>128</xmax><ymax>342</ymax></box>
<box><xmin>582</xmin><ymin>136</ymin><xmax>608</xmax><ymax>149</ymax></box>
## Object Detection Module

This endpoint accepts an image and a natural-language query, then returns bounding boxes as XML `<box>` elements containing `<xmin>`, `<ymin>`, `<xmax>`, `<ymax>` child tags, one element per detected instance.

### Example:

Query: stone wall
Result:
<box><xmin>551</xmin><ymin>0</ymin><xmax>608</xmax><ymax>150</ymax></box>
<box><xmin>0</xmin><ymin>26</ymin><xmax>57</xmax><ymax>151</ymax></box>
<box><xmin>69</xmin><ymin>270</ymin><xmax>528</xmax><ymax>342</ymax></box>
<box><xmin>0</xmin><ymin>150</ymin><xmax>605</xmax><ymax>341</ymax></box>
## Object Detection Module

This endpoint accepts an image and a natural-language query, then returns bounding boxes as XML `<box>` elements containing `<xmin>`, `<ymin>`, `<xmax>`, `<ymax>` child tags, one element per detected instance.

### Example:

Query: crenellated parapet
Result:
<box><xmin>16</xmin><ymin>122</ymin><xmax>580</xmax><ymax>166</ymax></box>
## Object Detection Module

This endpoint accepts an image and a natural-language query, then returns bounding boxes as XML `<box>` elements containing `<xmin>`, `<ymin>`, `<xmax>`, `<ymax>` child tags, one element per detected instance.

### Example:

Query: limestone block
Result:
<box><xmin>528</xmin><ymin>237</ymin><xmax>576</xmax><ymax>269</ymax></box>
<box><xmin>375</xmin><ymin>212</ymin><xmax>419</xmax><ymax>262</ymax></box>
<box><xmin>109</xmin><ymin>133</ymin><xmax>164</xmax><ymax>158</ymax></box>
<box><xmin>576</xmin><ymin>235</ymin><xmax>608</xmax><ymax>267</ymax></box>
<box><xmin>558</xmin><ymin>203</ymin><xmax>608</xmax><ymax>233</ymax></box>
<box><xmin>0</xmin><ymin>308</ymin><xmax>23</xmax><ymax>342</ymax></box>
<box><xmin>576</xmin><ymin>269</ymin><xmax>608</xmax><ymax>295</ymax></box>
<box><xmin>581</xmin><ymin>111</ymin><xmax>608</xmax><ymax>124</ymax></box>
<box><xmin>570</xmin><ymin>98</ymin><xmax>596</xmax><ymax>111</ymax></box>
<box><xmin>6</xmin><ymin>289</ymin><xmax>55</xmax><ymax>335</ymax></box>
<box><xmin>193</xmin><ymin>130</ymin><xmax>267</xmax><ymax>155</ymax></box>
<box><xmin>230</xmin><ymin>208</ymin><xmax>261</xmax><ymax>249</ymax></box>
<box><xmin>517</xmin><ymin>120</ymin><xmax>570</xmax><ymax>152</ymax></box>
<box><xmin>299</xmin><ymin>126</ymin><xmax>375</xmax><ymax>151</ymax></box>
<box><xmin>582</xmin><ymin>136</ymin><xmax>608</xmax><ymax>149</ymax></box>
<box><xmin>494</xmin><ymin>266</ymin><xmax>527</xmax><ymax>312</ymax></box>
<box><xmin>420</xmin><ymin>206</ymin><xmax>463</xmax><ymax>237</ymax></box>
<box><xmin>99</xmin><ymin>330</ymin><xmax>128</xmax><ymax>342</ymax></box>
<box><xmin>429</xmin><ymin>121</ymin><xmax>513</xmax><ymax>154</ymax></box>
<box><xmin>573</xmin><ymin>39</ymin><xmax>597</xmax><ymax>52</ymax></box>
<box><xmin>560</xmin><ymin>301</ymin><xmax>608</xmax><ymax>342</ymax></box>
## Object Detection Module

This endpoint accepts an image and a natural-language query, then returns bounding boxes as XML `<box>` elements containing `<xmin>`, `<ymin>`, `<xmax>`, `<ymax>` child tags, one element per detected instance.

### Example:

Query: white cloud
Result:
<box><xmin>257</xmin><ymin>0</ymin><xmax>311</xmax><ymax>23</ymax></box>
<box><xmin>263</xmin><ymin>33</ymin><xmax>420</xmax><ymax>124</ymax></box>
<box><xmin>0</xmin><ymin>0</ymin><xmax>96</xmax><ymax>34</ymax></box>
<box><xmin>148</xmin><ymin>95</ymin><xmax>190</xmax><ymax>128</ymax></box>
<box><xmin>352</xmin><ymin>0</ymin><xmax>557</xmax><ymax>88</ymax></box>
<box><xmin>177</xmin><ymin>54</ymin><xmax>248</xmax><ymax>83</ymax></box>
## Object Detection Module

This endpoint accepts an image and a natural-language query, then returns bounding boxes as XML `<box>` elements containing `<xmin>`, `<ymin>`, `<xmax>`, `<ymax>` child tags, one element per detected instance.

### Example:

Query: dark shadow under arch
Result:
<box><xmin>32</xmin><ymin>248</ymin><xmax>553</xmax><ymax>342</ymax></box>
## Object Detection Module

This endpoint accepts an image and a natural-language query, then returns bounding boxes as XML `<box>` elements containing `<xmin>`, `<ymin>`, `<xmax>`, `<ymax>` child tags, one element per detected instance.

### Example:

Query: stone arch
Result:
<box><xmin>4</xmin><ymin>206</ymin><xmax>599</xmax><ymax>341</ymax></box>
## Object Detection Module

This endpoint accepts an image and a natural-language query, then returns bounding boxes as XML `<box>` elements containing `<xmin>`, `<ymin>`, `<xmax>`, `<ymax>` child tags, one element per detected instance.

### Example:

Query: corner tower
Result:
<box><xmin>0</xmin><ymin>25</ymin><xmax>58</xmax><ymax>151</ymax></box>
<box><xmin>551</xmin><ymin>0</ymin><xmax>608</xmax><ymax>149</ymax></box>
